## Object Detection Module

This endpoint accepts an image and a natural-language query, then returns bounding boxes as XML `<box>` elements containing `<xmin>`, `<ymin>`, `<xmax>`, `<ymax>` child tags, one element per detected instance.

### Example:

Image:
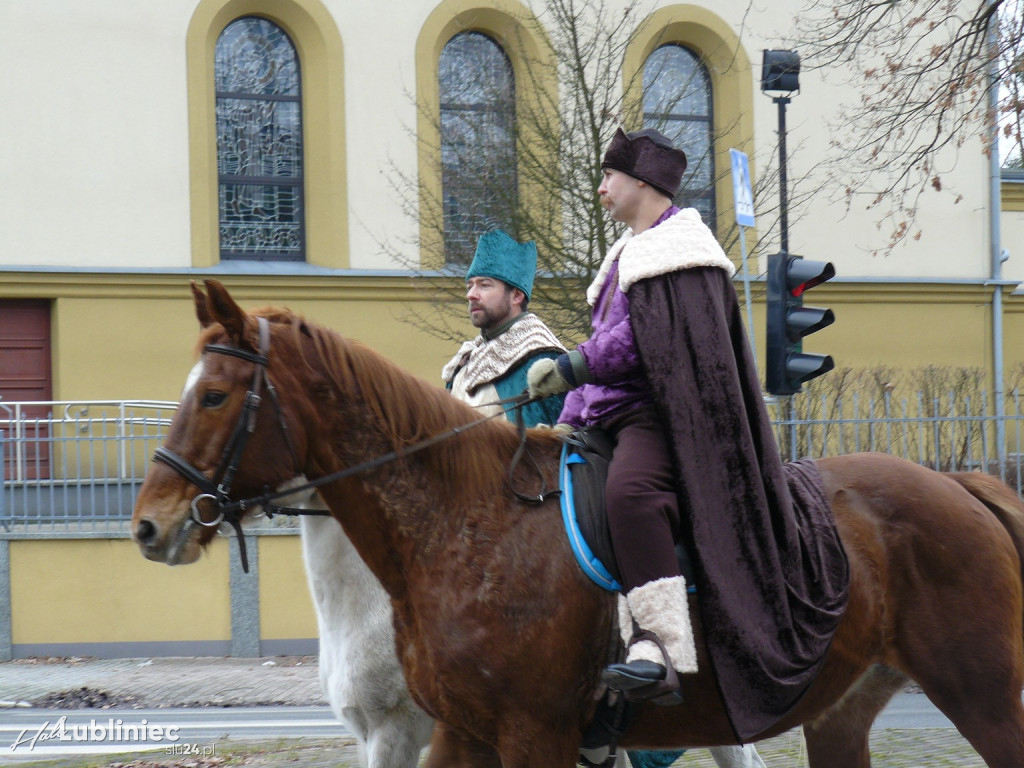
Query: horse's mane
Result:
<box><xmin>245</xmin><ymin>308</ymin><xmax>557</xmax><ymax>510</ymax></box>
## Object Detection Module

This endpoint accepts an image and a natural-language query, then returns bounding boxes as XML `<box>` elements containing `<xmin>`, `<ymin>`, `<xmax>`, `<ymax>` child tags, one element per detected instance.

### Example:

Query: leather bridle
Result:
<box><xmin>150</xmin><ymin>316</ymin><xmax>558</xmax><ymax>573</ymax></box>
<box><xmin>153</xmin><ymin>317</ymin><xmax>307</xmax><ymax>572</ymax></box>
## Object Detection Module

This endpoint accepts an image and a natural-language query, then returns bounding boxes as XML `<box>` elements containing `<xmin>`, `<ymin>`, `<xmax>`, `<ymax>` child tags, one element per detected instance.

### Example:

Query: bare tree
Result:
<box><xmin>1003</xmin><ymin>1</ymin><xmax>1024</xmax><ymax>168</ymax></box>
<box><xmin>383</xmin><ymin>0</ymin><xmax>806</xmax><ymax>343</ymax></box>
<box><xmin>791</xmin><ymin>0</ymin><xmax>1024</xmax><ymax>251</ymax></box>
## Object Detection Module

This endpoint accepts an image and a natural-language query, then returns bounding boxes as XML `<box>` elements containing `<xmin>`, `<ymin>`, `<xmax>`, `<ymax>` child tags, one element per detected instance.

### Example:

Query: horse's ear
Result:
<box><xmin>203</xmin><ymin>279</ymin><xmax>247</xmax><ymax>343</ymax></box>
<box><xmin>191</xmin><ymin>281</ymin><xmax>214</xmax><ymax>329</ymax></box>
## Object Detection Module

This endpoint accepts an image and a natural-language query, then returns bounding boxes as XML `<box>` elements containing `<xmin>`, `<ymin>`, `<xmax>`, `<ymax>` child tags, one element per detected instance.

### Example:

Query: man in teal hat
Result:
<box><xmin>442</xmin><ymin>229</ymin><xmax>566</xmax><ymax>427</ymax></box>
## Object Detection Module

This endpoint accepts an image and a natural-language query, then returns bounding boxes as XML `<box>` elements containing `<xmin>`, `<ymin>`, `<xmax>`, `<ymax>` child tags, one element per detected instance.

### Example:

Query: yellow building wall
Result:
<box><xmin>8</xmin><ymin>535</ymin><xmax>320</xmax><ymax>652</ymax></box>
<box><xmin>726</xmin><ymin>282</ymin><xmax>995</xmax><ymax>379</ymax></box>
<box><xmin>10</xmin><ymin>538</ymin><xmax>230</xmax><ymax>645</ymax></box>
<box><xmin>0</xmin><ymin>273</ymin><xmax>461</xmax><ymax>401</ymax></box>
<box><xmin>5</xmin><ymin>272</ymin><xmax>1022</xmax><ymax>656</ymax></box>
<box><xmin>7</xmin><ymin>272</ymin><xmax>1008</xmax><ymax>401</ymax></box>
<box><xmin>258</xmin><ymin>536</ymin><xmax>318</xmax><ymax>641</ymax></box>
<box><xmin>810</xmin><ymin>284</ymin><xmax>992</xmax><ymax>373</ymax></box>
<box><xmin>1001</xmin><ymin>294</ymin><xmax>1024</xmax><ymax>382</ymax></box>
<box><xmin>1</xmin><ymin>273</ymin><xmax>457</xmax><ymax>656</ymax></box>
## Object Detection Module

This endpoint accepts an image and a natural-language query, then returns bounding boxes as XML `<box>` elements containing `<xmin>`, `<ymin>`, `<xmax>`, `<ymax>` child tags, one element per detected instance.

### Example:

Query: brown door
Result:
<box><xmin>0</xmin><ymin>300</ymin><xmax>52</xmax><ymax>479</ymax></box>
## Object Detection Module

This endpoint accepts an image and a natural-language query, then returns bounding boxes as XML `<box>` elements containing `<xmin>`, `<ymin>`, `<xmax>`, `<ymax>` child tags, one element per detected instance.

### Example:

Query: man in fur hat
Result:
<box><xmin>443</xmin><ymin>229</ymin><xmax>566</xmax><ymax>427</ymax></box>
<box><xmin>527</xmin><ymin>129</ymin><xmax>847</xmax><ymax>740</ymax></box>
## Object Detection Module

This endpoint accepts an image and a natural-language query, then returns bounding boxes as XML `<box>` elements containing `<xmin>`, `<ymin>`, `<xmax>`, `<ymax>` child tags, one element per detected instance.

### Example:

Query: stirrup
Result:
<box><xmin>604</xmin><ymin>630</ymin><xmax>682</xmax><ymax>706</ymax></box>
<box><xmin>602</xmin><ymin>660</ymin><xmax>666</xmax><ymax>690</ymax></box>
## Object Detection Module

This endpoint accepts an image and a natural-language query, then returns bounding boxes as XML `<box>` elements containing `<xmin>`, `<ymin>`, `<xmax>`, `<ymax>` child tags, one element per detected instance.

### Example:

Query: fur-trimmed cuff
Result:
<box><xmin>624</xmin><ymin>575</ymin><xmax>698</xmax><ymax>674</ymax></box>
<box><xmin>617</xmin><ymin>593</ymin><xmax>633</xmax><ymax>649</ymax></box>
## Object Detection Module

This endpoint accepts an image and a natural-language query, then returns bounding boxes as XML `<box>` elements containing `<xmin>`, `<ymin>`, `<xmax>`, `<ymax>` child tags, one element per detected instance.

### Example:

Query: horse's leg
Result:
<box><xmin>889</xmin><ymin>488</ymin><xmax>1024</xmax><ymax>768</ymax></box>
<box><xmin>364</xmin><ymin>703</ymin><xmax>432</xmax><ymax>768</ymax></box>
<box><xmin>925</xmin><ymin>693</ymin><xmax>1024</xmax><ymax>767</ymax></box>
<box><xmin>913</xmin><ymin>668</ymin><xmax>1024</xmax><ymax>767</ymax></box>
<box><xmin>301</xmin><ymin>514</ymin><xmax>434</xmax><ymax>768</ymax></box>
<box><xmin>709</xmin><ymin>745</ymin><xmax>766</xmax><ymax>768</ymax></box>
<box><xmin>494</xmin><ymin>728</ymin><xmax>581</xmax><ymax>768</ymax></box>
<box><xmin>425</xmin><ymin>723</ymin><xmax>502</xmax><ymax>768</ymax></box>
<box><xmin>902</xmin><ymin>589</ymin><xmax>1024</xmax><ymax>767</ymax></box>
<box><xmin>803</xmin><ymin>664</ymin><xmax>907</xmax><ymax>768</ymax></box>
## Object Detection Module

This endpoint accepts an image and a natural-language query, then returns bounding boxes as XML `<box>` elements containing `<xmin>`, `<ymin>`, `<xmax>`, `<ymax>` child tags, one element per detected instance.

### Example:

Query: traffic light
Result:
<box><xmin>765</xmin><ymin>252</ymin><xmax>835</xmax><ymax>396</ymax></box>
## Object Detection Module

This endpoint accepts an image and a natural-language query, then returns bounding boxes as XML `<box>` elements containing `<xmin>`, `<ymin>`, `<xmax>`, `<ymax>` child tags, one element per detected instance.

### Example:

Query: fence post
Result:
<box><xmin>229</xmin><ymin>533</ymin><xmax>261</xmax><ymax>657</ymax></box>
<box><xmin>0</xmin><ymin>539</ymin><xmax>11</xmax><ymax>661</ymax></box>
<box><xmin>1</xmin><ymin>429</ymin><xmax>6</xmax><ymax>529</ymax></box>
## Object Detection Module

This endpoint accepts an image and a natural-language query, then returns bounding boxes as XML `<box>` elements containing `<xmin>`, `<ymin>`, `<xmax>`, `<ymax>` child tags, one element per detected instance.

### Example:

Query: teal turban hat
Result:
<box><xmin>466</xmin><ymin>230</ymin><xmax>538</xmax><ymax>301</ymax></box>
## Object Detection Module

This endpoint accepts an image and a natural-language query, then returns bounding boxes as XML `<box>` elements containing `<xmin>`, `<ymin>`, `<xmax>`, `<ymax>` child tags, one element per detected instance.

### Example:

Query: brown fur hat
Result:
<box><xmin>601</xmin><ymin>128</ymin><xmax>687</xmax><ymax>199</ymax></box>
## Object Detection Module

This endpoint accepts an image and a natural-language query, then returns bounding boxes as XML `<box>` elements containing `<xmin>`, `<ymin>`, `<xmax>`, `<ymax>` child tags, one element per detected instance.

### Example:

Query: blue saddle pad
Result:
<box><xmin>559</xmin><ymin>430</ymin><xmax>622</xmax><ymax>592</ymax></box>
<box><xmin>559</xmin><ymin>428</ymin><xmax>697</xmax><ymax>594</ymax></box>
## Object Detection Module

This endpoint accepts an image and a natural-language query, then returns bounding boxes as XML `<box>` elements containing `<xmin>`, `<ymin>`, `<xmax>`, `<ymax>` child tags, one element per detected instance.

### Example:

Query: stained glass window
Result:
<box><xmin>215</xmin><ymin>17</ymin><xmax>304</xmax><ymax>261</ymax></box>
<box><xmin>440</xmin><ymin>32</ymin><xmax>517</xmax><ymax>266</ymax></box>
<box><xmin>643</xmin><ymin>44</ymin><xmax>716</xmax><ymax>231</ymax></box>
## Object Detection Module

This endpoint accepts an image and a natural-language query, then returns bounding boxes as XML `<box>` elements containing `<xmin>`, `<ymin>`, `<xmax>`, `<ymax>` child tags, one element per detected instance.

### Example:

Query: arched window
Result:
<box><xmin>215</xmin><ymin>17</ymin><xmax>304</xmax><ymax>261</ymax></box>
<box><xmin>643</xmin><ymin>44</ymin><xmax>715</xmax><ymax>230</ymax></box>
<box><xmin>439</xmin><ymin>31</ymin><xmax>517</xmax><ymax>266</ymax></box>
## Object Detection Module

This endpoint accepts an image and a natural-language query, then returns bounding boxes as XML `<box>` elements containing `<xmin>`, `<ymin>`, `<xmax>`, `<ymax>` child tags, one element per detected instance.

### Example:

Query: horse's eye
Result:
<box><xmin>201</xmin><ymin>391</ymin><xmax>227</xmax><ymax>408</ymax></box>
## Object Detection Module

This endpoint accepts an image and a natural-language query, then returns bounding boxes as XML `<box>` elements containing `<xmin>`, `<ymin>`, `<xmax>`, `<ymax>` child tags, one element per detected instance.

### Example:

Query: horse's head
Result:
<box><xmin>132</xmin><ymin>280</ymin><xmax>313</xmax><ymax>566</ymax></box>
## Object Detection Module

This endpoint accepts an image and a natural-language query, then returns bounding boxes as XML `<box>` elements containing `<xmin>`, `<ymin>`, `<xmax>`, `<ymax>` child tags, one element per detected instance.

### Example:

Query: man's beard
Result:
<box><xmin>470</xmin><ymin>295</ymin><xmax>512</xmax><ymax>330</ymax></box>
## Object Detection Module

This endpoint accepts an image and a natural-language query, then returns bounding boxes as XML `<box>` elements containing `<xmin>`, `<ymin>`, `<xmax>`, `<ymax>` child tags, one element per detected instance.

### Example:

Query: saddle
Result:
<box><xmin>559</xmin><ymin>427</ymin><xmax>696</xmax><ymax>591</ymax></box>
<box><xmin>559</xmin><ymin>427</ymin><xmax>695</xmax><ymax>763</ymax></box>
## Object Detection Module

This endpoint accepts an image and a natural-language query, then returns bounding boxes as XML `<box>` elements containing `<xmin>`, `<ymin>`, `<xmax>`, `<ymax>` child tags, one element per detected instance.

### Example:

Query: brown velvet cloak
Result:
<box><xmin>628</xmin><ymin>266</ymin><xmax>850</xmax><ymax>741</ymax></box>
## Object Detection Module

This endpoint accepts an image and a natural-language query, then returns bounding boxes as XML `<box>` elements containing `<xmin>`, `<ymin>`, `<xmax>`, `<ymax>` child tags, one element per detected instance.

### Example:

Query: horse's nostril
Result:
<box><xmin>135</xmin><ymin>518</ymin><xmax>158</xmax><ymax>545</ymax></box>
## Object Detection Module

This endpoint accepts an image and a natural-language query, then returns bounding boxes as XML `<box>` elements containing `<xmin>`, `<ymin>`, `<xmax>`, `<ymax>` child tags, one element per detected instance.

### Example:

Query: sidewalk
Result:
<box><xmin>0</xmin><ymin>655</ymin><xmax>988</xmax><ymax>767</ymax></box>
<box><xmin>0</xmin><ymin>655</ymin><xmax>356</xmax><ymax>768</ymax></box>
<box><xmin>0</xmin><ymin>656</ymin><xmax>326</xmax><ymax>709</ymax></box>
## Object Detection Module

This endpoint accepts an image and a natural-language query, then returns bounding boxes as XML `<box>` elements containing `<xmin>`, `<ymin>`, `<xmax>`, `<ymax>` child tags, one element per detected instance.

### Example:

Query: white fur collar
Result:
<box><xmin>586</xmin><ymin>208</ymin><xmax>736</xmax><ymax>306</ymax></box>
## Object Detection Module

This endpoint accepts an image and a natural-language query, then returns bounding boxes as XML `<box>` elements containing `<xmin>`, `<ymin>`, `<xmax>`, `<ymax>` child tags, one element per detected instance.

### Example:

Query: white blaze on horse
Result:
<box><xmin>133</xmin><ymin>281</ymin><xmax>1024</xmax><ymax>768</ymax></box>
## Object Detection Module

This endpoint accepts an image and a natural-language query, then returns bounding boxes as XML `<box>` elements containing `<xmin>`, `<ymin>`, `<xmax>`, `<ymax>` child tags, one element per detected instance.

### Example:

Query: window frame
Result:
<box><xmin>185</xmin><ymin>0</ymin><xmax>348</xmax><ymax>269</ymax></box>
<box><xmin>415</xmin><ymin>1</ymin><xmax>554</xmax><ymax>271</ymax></box>
<box><xmin>438</xmin><ymin>30</ymin><xmax>519</xmax><ymax>267</ymax></box>
<box><xmin>622</xmin><ymin>7</ymin><xmax>756</xmax><ymax>241</ymax></box>
<box><xmin>642</xmin><ymin>43</ymin><xmax>716</xmax><ymax>231</ymax></box>
<box><xmin>215</xmin><ymin>15</ymin><xmax>306</xmax><ymax>262</ymax></box>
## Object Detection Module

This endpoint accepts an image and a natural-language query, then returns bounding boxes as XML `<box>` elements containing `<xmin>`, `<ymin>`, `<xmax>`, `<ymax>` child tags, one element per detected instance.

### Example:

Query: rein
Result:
<box><xmin>153</xmin><ymin>321</ymin><xmax>558</xmax><ymax>572</ymax></box>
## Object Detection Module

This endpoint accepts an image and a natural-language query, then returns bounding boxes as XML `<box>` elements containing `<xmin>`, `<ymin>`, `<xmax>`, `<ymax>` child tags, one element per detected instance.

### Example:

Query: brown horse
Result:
<box><xmin>132</xmin><ymin>280</ymin><xmax>1024</xmax><ymax>768</ymax></box>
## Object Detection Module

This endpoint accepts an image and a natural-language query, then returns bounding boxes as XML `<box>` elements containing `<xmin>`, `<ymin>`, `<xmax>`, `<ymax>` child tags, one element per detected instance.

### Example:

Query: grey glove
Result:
<box><xmin>527</xmin><ymin>358</ymin><xmax>572</xmax><ymax>398</ymax></box>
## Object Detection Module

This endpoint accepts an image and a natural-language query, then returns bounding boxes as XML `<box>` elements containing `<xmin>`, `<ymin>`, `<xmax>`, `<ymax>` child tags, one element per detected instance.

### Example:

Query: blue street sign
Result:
<box><xmin>730</xmin><ymin>149</ymin><xmax>755</xmax><ymax>228</ymax></box>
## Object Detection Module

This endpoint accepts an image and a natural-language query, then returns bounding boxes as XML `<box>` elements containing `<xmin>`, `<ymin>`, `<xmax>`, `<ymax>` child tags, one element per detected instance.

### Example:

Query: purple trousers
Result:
<box><xmin>602</xmin><ymin>405</ymin><xmax>682</xmax><ymax>592</ymax></box>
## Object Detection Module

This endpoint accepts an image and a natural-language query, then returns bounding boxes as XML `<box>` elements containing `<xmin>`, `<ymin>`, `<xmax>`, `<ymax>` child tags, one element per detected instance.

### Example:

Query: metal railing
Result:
<box><xmin>5</xmin><ymin>392</ymin><xmax>1024</xmax><ymax>534</ymax></box>
<box><xmin>766</xmin><ymin>389</ymin><xmax>1024</xmax><ymax>489</ymax></box>
<box><xmin>0</xmin><ymin>401</ymin><xmax>177</xmax><ymax>531</ymax></box>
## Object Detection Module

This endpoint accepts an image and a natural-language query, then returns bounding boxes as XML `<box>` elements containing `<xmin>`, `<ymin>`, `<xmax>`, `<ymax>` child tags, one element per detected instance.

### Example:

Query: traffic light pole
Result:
<box><xmin>761</xmin><ymin>52</ymin><xmax>838</xmax><ymax>400</ymax></box>
<box><xmin>775</xmin><ymin>95</ymin><xmax>790</xmax><ymax>254</ymax></box>
<box><xmin>769</xmin><ymin>95</ymin><xmax>792</xmax><ymax>400</ymax></box>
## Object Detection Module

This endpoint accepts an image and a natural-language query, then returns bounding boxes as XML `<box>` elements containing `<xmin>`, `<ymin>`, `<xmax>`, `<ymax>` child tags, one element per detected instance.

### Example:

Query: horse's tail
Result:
<box><xmin>946</xmin><ymin>470</ymin><xmax>1024</xmax><ymax>599</ymax></box>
